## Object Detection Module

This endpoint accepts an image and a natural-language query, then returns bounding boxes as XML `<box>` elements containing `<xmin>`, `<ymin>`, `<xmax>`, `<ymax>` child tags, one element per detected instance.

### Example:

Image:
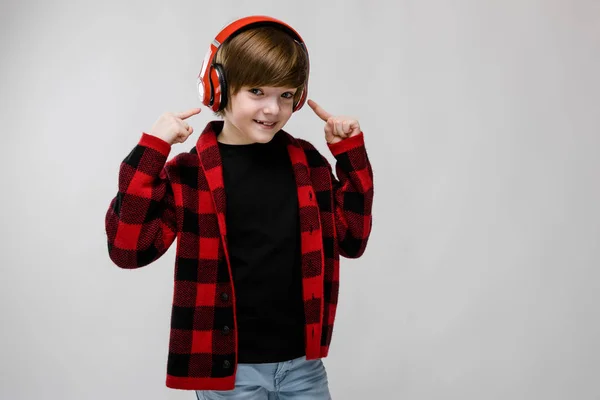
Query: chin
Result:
<box><xmin>252</xmin><ymin>135</ymin><xmax>277</xmax><ymax>144</ymax></box>
<box><xmin>248</xmin><ymin>126</ymin><xmax>279</xmax><ymax>143</ymax></box>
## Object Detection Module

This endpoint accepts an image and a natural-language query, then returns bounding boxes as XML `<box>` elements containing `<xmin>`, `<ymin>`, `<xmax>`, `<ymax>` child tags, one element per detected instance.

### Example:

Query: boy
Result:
<box><xmin>105</xmin><ymin>15</ymin><xmax>373</xmax><ymax>399</ymax></box>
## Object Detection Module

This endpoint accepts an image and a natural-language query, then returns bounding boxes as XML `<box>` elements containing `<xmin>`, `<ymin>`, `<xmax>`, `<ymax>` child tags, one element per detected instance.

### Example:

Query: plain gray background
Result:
<box><xmin>1</xmin><ymin>0</ymin><xmax>599</xmax><ymax>399</ymax></box>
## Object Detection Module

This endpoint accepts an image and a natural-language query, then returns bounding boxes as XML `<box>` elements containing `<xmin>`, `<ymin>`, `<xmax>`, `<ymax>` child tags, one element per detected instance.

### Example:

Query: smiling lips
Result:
<box><xmin>253</xmin><ymin>119</ymin><xmax>276</xmax><ymax>127</ymax></box>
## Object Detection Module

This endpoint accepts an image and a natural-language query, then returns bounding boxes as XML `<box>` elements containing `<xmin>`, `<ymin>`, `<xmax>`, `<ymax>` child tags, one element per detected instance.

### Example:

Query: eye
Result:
<box><xmin>249</xmin><ymin>88</ymin><xmax>263</xmax><ymax>95</ymax></box>
<box><xmin>281</xmin><ymin>92</ymin><xmax>295</xmax><ymax>99</ymax></box>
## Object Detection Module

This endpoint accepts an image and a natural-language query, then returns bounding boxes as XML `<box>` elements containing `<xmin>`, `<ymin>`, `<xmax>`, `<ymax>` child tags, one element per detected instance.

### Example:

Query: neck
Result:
<box><xmin>219</xmin><ymin>119</ymin><xmax>251</xmax><ymax>145</ymax></box>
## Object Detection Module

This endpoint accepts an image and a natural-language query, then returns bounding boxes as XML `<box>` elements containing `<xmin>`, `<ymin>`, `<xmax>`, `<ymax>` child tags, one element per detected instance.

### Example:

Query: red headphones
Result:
<box><xmin>197</xmin><ymin>15</ymin><xmax>309</xmax><ymax>113</ymax></box>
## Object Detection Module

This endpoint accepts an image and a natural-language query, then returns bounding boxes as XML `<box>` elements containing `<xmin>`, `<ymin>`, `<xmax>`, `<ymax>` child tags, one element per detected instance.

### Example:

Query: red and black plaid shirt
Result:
<box><xmin>105</xmin><ymin>120</ymin><xmax>373</xmax><ymax>390</ymax></box>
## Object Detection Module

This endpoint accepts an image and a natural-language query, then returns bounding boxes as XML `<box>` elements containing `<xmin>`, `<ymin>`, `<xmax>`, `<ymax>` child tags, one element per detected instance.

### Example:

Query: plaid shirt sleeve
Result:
<box><xmin>105</xmin><ymin>133</ymin><xmax>178</xmax><ymax>268</ymax></box>
<box><xmin>326</xmin><ymin>132</ymin><xmax>374</xmax><ymax>258</ymax></box>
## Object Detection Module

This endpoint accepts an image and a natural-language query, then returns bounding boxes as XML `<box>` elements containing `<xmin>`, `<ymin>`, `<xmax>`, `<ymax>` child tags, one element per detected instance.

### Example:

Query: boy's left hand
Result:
<box><xmin>307</xmin><ymin>99</ymin><xmax>361</xmax><ymax>145</ymax></box>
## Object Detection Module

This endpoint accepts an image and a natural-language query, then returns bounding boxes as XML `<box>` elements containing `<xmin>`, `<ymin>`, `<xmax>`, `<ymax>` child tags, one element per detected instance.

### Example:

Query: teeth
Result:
<box><xmin>255</xmin><ymin>120</ymin><xmax>275</xmax><ymax>126</ymax></box>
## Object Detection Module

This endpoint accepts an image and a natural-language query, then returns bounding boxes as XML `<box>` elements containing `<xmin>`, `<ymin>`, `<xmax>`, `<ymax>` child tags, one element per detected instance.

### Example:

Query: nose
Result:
<box><xmin>262</xmin><ymin>97</ymin><xmax>280</xmax><ymax>115</ymax></box>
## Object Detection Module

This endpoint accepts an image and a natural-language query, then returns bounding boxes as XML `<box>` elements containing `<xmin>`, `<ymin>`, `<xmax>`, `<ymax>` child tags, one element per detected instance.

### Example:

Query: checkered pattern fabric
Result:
<box><xmin>105</xmin><ymin>120</ymin><xmax>373</xmax><ymax>390</ymax></box>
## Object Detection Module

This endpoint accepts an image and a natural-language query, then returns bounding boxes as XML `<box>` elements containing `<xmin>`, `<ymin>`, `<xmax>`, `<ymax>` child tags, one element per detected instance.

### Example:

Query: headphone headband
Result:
<box><xmin>197</xmin><ymin>15</ymin><xmax>309</xmax><ymax>113</ymax></box>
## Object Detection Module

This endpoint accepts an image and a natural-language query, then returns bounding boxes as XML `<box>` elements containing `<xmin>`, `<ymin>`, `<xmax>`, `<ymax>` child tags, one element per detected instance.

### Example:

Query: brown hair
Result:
<box><xmin>212</xmin><ymin>25</ymin><xmax>309</xmax><ymax>117</ymax></box>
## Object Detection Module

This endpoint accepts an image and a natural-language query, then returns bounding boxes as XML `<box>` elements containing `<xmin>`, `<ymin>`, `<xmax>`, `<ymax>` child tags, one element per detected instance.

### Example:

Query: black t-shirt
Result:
<box><xmin>217</xmin><ymin>131</ymin><xmax>306</xmax><ymax>363</ymax></box>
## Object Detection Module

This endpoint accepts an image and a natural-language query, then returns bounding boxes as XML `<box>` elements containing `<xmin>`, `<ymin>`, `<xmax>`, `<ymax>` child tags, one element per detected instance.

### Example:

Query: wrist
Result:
<box><xmin>140</xmin><ymin>132</ymin><xmax>172</xmax><ymax>156</ymax></box>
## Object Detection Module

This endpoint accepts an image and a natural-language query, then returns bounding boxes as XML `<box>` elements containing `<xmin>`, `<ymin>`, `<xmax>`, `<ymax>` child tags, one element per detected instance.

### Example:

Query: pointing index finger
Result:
<box><xmin>307</xmin><ymin>99</ymin><xmax>332</xmax><ymax>122</ymax></box>
<box><xmin>176</xmin><ymin>108</ymin><xmax>202</xmax><ymax>120</ymax></box>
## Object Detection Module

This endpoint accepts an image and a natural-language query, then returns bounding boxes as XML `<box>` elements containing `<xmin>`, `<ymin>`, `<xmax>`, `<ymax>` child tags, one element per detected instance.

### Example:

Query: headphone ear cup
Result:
<box><xmin>212</xmin><ymin>63</ymin><xmax>228</xmax><ymax>112</ymax></box>
<box><xmin>294</xmin><ymin>86</ymin><xmax>307</xmax><ymax>111</ymax></box>
<box><xmin>207</xmin><ymin>65</ymin><xmax>219</xmax><ymax>111</ymax></box>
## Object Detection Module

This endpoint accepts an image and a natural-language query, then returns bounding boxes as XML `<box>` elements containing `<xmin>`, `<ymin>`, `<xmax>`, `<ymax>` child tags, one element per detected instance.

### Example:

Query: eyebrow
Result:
<box><xmin>258</xmin><ymin>87</ymin><xmax>297</xmax><ymax>91</ymax></box>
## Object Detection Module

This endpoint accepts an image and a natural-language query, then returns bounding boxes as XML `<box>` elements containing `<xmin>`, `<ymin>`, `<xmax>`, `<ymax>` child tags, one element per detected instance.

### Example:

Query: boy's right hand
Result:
<box><xmin>149</xmin><ymin>108</ymin><xmax>201</xmax><ymax>145</ymax></box>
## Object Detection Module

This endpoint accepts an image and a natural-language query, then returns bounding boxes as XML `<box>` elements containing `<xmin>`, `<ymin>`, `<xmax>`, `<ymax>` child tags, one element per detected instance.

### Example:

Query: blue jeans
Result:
<box><xmin>195</xmin><ymin>356</ymin><xmax>332</xmax><ymax>399</ymax></box>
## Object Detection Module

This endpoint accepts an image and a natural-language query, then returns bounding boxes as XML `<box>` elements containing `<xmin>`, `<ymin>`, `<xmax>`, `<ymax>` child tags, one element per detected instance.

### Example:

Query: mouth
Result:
<box><xmin>253</xmin><ymin>119</ymin><xmax>277</xmax><ymax>128</ymax></box>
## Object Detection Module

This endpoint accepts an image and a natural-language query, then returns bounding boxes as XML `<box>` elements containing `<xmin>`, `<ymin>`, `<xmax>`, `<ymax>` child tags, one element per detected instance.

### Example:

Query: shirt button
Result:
<box><xmin>222</xmin><ymin>325</ymin><xmax>230</xmax><ymax>335</ymax></box>
<box><xmin>220</xmin><ymin>292</ymin><xmax>229</xmax><ymax>302</ymax></box>
<box><xmin>223</xmin><ymin>360</ymin><xmax>231</xmax><ymax>369</ymax></box>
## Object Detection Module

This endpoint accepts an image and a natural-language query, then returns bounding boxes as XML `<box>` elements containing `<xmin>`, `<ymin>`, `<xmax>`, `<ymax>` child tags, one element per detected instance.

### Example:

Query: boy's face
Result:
<box><xmin>220</xmin><ymin>86</ymin><xmax>298</xmax><ymax>145</ymax></box>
